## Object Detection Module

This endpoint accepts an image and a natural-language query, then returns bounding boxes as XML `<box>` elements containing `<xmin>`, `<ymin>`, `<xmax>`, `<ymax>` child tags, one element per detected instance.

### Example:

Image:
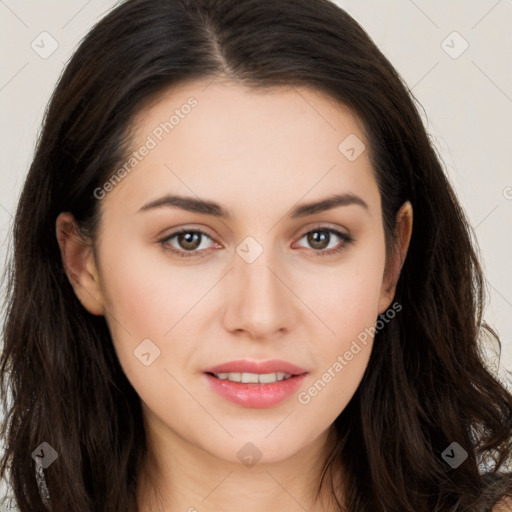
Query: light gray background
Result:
<box><xmin>0</xmin><ymin>1</ymin><xmax>511</xmax><ymax>378</ymax></box>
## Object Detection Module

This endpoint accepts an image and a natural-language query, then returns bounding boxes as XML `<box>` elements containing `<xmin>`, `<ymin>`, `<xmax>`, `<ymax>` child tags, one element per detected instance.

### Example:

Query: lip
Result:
<box><xmin>203</xmin><ymin>359</ymin><xmax>308</xmax><ymax>376</ymax></box>
<box><xmin>203</xmin><ymin>359</ymin><xmax>308</xmax><ymax>409</ymax></box>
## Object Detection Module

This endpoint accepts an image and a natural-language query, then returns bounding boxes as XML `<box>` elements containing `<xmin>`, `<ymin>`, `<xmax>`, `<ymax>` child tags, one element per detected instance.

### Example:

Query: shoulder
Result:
<box><xmin>492</xmin><ymin>497</ymin><xmax>512</xmax><ymax>512</ymax></box>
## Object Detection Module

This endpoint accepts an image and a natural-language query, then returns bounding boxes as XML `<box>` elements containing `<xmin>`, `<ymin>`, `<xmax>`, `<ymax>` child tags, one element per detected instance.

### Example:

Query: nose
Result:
<box><xmin>222</xmin><ymin>247</ymin><xmax>297</xmax><ymax>340</ymax></box>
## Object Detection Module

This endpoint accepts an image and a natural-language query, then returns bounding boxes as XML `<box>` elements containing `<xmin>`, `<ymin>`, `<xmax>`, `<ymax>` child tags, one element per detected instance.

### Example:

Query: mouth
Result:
<box><xmin>206</xmin><ymin>371</ymin><xmax>294</xmax><ymax>383</ymax></box>
<box><xmin>203</xmin><ymin>359</ymin><xmax>308</xmax><ymax>408</ymax></box>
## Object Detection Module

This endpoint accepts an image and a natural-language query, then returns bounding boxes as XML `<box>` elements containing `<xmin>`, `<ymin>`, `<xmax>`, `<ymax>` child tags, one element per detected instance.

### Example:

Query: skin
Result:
<box><xmin>56</xmin><ymin>77</ymin><xmax>413</xmax><ymax>511</ymax></box>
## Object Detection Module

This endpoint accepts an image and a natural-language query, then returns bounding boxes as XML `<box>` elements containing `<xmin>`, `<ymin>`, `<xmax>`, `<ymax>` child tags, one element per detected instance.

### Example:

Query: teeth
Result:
<box><xmin>242</xmin><ymin>372</ymin><xmax>259</xmax><ymax>383</ymax></box>
<box><xmin>214</xmin><ymin>372</ymin><xmax>292</xmax><ymax>383</ymax></box>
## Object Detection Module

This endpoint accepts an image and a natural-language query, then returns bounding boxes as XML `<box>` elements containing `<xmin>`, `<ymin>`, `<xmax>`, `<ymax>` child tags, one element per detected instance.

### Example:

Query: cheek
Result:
<box><xmin>297</xmin><ymin>238</ymin><xmax>385</xmax><ymax>411</ymax></box>
<box><xmin>308</xmin><ymin>239</ymin><xmax>386</xmax><ymax>338</ymax></box>
<box><xmin>97</xmin><ymin>250</ymin><xmax>203</xmax><ymax>417</ymax></box>
<box><xmin>99</xmin><ymin>235</ymin><xmax>208</xmax><ymax>332</ymax></box>
<box><xmin>297</xmin><ymin>341</ymin><xmax>371</xmax><ymax>434</ymax></box>
<box><xmin>97</xmin><ymin>239</ymin><xmax>202</xmax><ymax>374</ymax></box>
<box><xmin>297</xmin><ymin>282</ymin><xmax>378</xmax><ymax>429</ymax></box>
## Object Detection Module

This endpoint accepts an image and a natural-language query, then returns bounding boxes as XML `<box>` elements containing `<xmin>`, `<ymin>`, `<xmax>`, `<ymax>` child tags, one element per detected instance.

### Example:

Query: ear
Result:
<box><xmin>378</xmin><ymin>200</ymin><xmax>413</xmax><ymax>314</ymax></box>
<box><xmin>55</xmin><ymin>212</ymin><xmax>105</xmax><ymax>315</ymax></box>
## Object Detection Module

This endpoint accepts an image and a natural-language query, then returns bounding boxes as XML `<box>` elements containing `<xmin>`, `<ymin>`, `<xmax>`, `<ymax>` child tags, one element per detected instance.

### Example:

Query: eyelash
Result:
<box><xmin>159</xmin><ymin>226</ymin><xmax>354</xmax><ymax>259</ymax></box>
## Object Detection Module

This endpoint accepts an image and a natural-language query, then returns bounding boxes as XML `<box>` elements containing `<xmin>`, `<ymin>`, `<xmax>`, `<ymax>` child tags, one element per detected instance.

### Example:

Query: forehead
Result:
<box><xmin>133</xmin><ymin>77</ymin><xmax>367</xmax><ymax>161</ymax></box>
<box><xmin>102</xmin><ymin>78</ymin><xmax>380</xmax><ymax>220</ymax></box>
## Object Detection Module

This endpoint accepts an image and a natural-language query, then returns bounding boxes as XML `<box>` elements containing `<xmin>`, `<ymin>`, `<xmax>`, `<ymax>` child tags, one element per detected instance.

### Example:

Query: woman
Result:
<box><xmin>1</xmin><ymin>0</ymin><xmax>511</xmax><ymax>510</ymax></box>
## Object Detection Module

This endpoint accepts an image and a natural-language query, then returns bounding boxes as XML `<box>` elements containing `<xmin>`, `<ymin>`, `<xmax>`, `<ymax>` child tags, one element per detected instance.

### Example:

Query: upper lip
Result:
<box><xmin>204</xmin><ymin>359</ymin><xmax>308</xmax><ymax>376</ymax></box>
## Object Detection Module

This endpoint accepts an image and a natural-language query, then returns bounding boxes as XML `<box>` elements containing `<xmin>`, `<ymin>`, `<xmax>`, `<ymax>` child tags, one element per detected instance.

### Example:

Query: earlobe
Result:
<box><xmin>378</xmin><ymin>201</ymin><xmax>413</xmax><ymax>313</ymax></box>
<box><xmin>55</xmin><ymin>212</ymin><xmax>105</xmax><ymax>316</ymax></box>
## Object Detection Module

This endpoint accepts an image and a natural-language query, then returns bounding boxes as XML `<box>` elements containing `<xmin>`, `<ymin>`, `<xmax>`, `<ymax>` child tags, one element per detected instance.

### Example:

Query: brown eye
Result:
<box><xmin>296</xmin><ymin>227</ymin><xmax>353</xmax><ymax>256</ymax></box>
<box><xmin>160</xmin><ymin>228</ymin><xmax>216</xmax><ymax>258</ymax></box>
<box><xmin>306</xmin><ymin>230</ymin><xmax>330</xmax><ymax>250</ymax></box>
<box><xmin>176</xmin><ymin>231</ymin><xmax>202</xmax><ymax>251</ymax></box>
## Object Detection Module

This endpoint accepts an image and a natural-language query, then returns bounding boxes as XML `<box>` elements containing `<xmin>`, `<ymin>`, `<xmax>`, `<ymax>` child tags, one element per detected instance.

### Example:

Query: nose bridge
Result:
<box><xmin>223</xmin><ymin>235</ymin><xmax>293</xmax><ymax>336</ymax></box>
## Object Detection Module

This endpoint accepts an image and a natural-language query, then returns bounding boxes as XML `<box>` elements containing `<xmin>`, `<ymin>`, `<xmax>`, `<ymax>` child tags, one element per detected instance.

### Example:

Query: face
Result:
<box><xmin>57</xmin><ymin>78</ymin><xmax>411</xmax><ymax>467</ymax></box>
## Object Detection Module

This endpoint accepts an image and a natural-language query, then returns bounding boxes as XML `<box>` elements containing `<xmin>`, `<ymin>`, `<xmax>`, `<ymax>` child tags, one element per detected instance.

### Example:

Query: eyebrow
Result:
<box><xmin>138</xmin><ymin>192</ymin><xmax>369</xmax><ymax>218</ymax></box>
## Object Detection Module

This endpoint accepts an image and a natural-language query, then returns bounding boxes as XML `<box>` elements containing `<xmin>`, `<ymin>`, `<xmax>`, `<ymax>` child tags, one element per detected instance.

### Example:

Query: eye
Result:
<box><xmin>294</xmin><ymin>226</ymin><xmax>353</xmax><ymax>257</ymax></box>
<box><xmin>159</xmin><ymin>225</ymin><xmax>353</xmax><ymax>259</ymax></box>
<box><xmin>159</xmin><ymin>228</ymin><xmax>218</xmax><ymax>258</ymax></box>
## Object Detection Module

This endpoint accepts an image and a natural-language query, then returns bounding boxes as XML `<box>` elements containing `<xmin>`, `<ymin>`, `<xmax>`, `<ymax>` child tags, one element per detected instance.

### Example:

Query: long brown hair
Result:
<box><xmin>1</xmin><ymin>0</ymin><xmax>511</xmax><ymax>510</ymax></box>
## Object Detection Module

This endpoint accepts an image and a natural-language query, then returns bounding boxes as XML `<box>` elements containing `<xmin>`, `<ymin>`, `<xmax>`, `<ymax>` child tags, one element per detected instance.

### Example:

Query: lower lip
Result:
<box><xmin>204</xmin><ymin>373</ymin><xmax>308</xmax><ymax>408</ymax></box>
